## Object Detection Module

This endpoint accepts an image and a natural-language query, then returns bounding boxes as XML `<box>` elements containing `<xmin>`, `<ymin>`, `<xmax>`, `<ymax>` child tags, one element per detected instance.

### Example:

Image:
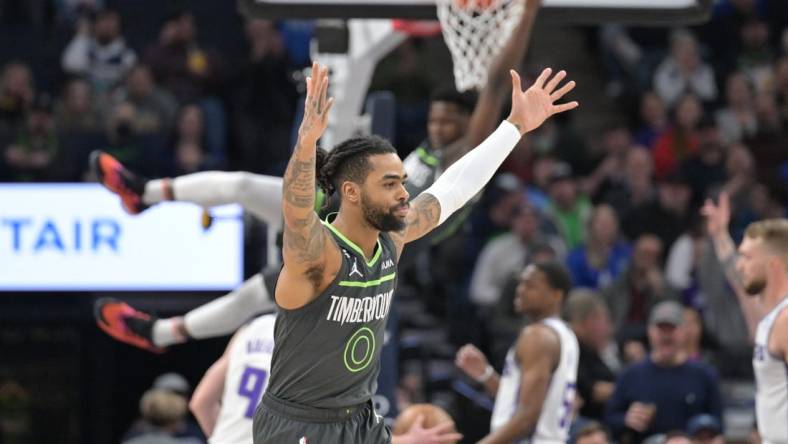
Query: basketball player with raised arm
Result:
<box><xmin>456</xmin><ymin>262</ymin><xmax>578</xmax><ymax>444</ymax></box>
<box><xmin>189</xmin><ymin>312</ymin><xmax>460</xmax><ymax>444</ymax></box>
<box><xmin>253</xmin><ymin>61</ymin><xmax>576</xmax><ymax>443</ymax></box>
<box><xmin>93</xmin><ymin>0</ymin><xmax>544</xmax><ymax>354</ymax></box>
<box><xmin>702</xmin><ymin>193</ymin><xmax>788</xmax><ymax>444</ymax></box>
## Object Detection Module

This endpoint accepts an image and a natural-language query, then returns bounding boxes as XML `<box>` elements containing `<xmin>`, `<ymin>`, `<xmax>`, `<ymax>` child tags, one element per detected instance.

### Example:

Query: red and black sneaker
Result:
<box><xmin>90</xmin><ymin>150</ymin><xmax>149</xmax><ymax>215</ymax></box>
<box><xmin>94</xmin><ymin>298</ymin><xmax>165</xmax><ymax>353</ymax></box>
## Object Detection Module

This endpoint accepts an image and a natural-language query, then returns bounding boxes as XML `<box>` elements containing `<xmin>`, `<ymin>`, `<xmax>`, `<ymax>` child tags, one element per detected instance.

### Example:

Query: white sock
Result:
<box><xmin>152</xmin><ymin>318</ymin><xmax>187</xmax><ymax>347</ymax></box>
<box><xmin>183</xmin><ymin>274</ymin><xmax>275</xmax><ymax>339</ymax></box>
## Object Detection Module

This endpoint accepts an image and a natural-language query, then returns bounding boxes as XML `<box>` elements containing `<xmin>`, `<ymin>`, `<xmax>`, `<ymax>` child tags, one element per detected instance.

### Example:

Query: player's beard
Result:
<box><xmin>361</xmin><ymin>193</ymin><xmax>406</xmax><ymax>232</ymax></box>
<box><xmin>744</xmin><ymin>275</ymin><xmax>767</xmax><ymax>296</ymax></box>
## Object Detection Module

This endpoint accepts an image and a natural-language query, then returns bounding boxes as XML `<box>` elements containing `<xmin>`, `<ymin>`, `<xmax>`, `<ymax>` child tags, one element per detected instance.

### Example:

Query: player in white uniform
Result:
<box><xmin>456</xmin><ymin>261</ymin><xmax>579</xmax><ymax>444</ymax></box>
<box><xmin>702</xmin><ymin>193</ymin><xmax>788</xmax><ymax>444</ymax></box>
<box><xmin>190</xmin><ymin>313</ymin><xmax>277</xmax><ymax>444</ymax></box>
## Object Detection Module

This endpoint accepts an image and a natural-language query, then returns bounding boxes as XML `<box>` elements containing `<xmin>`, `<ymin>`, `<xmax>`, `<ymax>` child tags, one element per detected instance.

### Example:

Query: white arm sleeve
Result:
<box><xmin>423</xmin><ymin>120</ymin><xmax>521</xmax><ymax>225</ymax></box>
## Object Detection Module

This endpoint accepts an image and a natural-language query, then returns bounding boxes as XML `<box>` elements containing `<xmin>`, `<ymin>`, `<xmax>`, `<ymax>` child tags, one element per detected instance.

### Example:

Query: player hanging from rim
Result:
<box><xmin>252</xmin><ymin>56</ymin><xmax>576</xmax><ymax>442</ymax></box>
<box><xmin>94</xmin><ymin>0</ymin><xmax>545</xmax><ymax>353</ymax></box>
<box><xmin>189</xmin><ymin>312</ymin><xmax>461</xmax><ymax>444</ymax></box>
<box><xmin>702</xmin><ymin>192</ymin><xmax>788</xmax><ymax>444</ymax></box>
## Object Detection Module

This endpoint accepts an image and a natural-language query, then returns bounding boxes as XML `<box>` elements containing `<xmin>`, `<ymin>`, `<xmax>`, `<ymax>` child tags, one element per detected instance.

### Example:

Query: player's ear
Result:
<box><xmin>341</xmin><ymin>181</ymin><xmax>361</xmax><ymax>204</ymax></box>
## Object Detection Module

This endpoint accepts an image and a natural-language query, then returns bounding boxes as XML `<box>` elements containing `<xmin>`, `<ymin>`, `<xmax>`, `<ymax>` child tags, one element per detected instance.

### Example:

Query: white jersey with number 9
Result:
<box><xmin>211</xmin><ymin>314</ymin><xmax>276</xmax><ymax>444</ymax></box>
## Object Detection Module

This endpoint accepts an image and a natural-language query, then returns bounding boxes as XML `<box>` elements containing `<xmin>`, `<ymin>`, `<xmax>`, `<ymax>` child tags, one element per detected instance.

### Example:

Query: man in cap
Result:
<box><xmin>606</xmin><ymin>301</ymin><xmax>723</xmax><ymax>444</ymax></box>
<box><xmin>686</xmin><ymin>413</ymin><xmax>724</xmax><ymax>444</ymax></box>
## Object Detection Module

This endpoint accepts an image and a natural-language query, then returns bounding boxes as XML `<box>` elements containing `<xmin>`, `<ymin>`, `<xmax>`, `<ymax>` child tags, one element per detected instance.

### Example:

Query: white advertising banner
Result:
<box><xmin>0</xmin><ymin>184</ymin><xmax>243</xmax><ymax>291</ymax></box>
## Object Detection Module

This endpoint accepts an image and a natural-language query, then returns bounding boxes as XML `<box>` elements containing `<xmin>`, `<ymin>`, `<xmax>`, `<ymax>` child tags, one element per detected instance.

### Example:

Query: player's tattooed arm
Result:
<box><xmin>281</xmin><ymin>62</ymin><xmax>335</xmax><ymax>283</ymax></box>
<box><xmin>390</xmin><ymin>193</ymin><xmax>441</xmax><ymax>257</ymax></box>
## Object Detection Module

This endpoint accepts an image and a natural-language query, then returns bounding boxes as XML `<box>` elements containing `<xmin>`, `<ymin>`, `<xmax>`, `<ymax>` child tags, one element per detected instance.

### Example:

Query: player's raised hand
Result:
<box><xmin>506</xmin><ymin>68</ymin><xmax>578</xmax><ymax>135</ymax></box>
<box><xmin>298</xmin><ymin>62</ymin><xmax>334</xmax><ymax>144</ymax></box>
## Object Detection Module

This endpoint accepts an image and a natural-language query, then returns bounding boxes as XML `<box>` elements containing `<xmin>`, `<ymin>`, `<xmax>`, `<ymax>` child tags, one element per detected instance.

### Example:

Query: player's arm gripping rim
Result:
<box><xmin>441</xmin><ymin>0</ymin><xmax>543</xmax><ymax>170</ymax></box>
<box><xmin>390</xmin><ymin>67</ymin><xmax>578</xmax><ymax>257</ymax></box>
<box><xmin>479</xmin><ymin>324</ymin><xmax>560</xmax><ymax>444</ymax></box>
<box><xmin>279</xmin><ymin>62</ymin><xmax>340</xmax><ymax>309</ymax></box>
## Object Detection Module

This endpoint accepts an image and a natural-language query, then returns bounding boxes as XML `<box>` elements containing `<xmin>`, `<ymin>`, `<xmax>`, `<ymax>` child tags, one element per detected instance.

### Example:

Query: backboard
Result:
<box><xmin>239</xmin><ymin>0</ymin><xmax>713</xmax><ymax>25</ymax></box>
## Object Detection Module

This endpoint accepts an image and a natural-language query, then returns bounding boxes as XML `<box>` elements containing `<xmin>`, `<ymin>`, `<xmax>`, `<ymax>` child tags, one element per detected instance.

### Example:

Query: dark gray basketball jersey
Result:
<box><xmin>265</xmin><ymin>220</ymin><xmax>398</xmax><ymax>409</ymax></box>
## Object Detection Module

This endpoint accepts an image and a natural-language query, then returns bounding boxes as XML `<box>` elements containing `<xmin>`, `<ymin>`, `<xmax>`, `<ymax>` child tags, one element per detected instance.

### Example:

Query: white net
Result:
<box><xmin>436</xmin><ymin>0</ymin><xmax>525</xmax><ymax>92</ymax></box>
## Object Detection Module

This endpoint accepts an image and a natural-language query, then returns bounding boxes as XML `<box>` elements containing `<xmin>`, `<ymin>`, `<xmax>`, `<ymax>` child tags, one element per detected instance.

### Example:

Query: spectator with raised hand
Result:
<box><xmin>653</xmin><ymin>30</ymin><xmax>717</xmax><ymax>108</ymax></box>
<box><xmin>61</xmin><ymin>8</ymin><xmax>137</xmax><ymax>95</ymax></box>
<box><xmin>566</xmin><ymin>204</ymin><xmax>631</xmax><ymax>290</ymax></box>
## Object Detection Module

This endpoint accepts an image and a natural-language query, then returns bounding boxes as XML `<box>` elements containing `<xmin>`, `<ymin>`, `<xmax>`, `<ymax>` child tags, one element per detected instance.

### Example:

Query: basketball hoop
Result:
<box><xmin>436</xmin><ymin>0</ymin><xmax>525</xmax><ymax>91</ymax></box>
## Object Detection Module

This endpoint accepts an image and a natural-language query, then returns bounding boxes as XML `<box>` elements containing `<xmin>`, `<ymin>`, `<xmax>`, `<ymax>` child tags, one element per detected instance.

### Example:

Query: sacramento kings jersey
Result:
<box><xmin>212</xmin><ymin>314</ymin><xmax>276</xmax><ymax>444</ymax></box>
<box><xmin>491</xmin><ymin>318</ymin><xmax>579</xmax><ymax>444</ymax></box>
<box><xmin>753</xmin><ymin>297</ymin><xmax>788</xmax><ymax>444</ymax></box>
<box><xmin>264</xmin><ymin>220</ymin><xmax>398</xmax><ymax>409</ymax></box>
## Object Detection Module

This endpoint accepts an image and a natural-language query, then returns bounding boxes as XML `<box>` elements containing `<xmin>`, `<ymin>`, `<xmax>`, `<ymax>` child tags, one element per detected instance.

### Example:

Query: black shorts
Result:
<box><xmin>253</xmin><ymin>393</ymin><xmax>391</xmax><ymax>444</ymax></box>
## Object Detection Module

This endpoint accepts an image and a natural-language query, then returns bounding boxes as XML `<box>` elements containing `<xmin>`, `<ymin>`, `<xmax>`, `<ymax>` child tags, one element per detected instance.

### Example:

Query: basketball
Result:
<box><xmin>453</xmin><ymin>0</ymin><xmax>494</xmax><ymax>10</ymax></box>
<box><xmin>392</xmin><ymin>404</ymin><xmax>457</xmax><ymax>437</ymax></box>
